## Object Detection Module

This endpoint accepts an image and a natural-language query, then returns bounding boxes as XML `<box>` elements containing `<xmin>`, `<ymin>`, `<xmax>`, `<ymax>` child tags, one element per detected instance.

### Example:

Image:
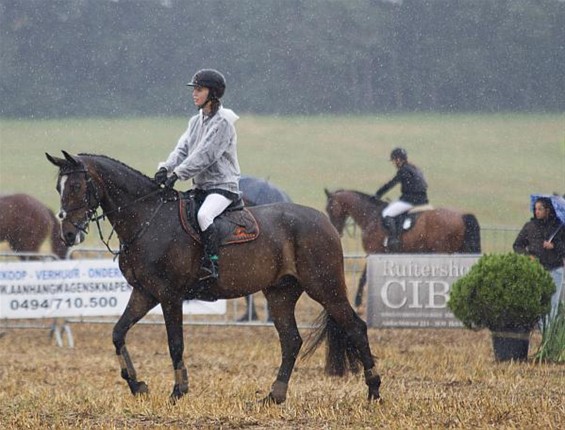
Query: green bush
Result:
<box><xmin>448</xmin><ymin>253</ymin><xmax>555</xmax><ymax>331</ymax></box>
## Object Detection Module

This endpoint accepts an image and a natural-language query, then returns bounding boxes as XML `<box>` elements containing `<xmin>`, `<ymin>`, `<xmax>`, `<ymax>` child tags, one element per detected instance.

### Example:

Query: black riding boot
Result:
<box><xmin>200</xmin><ymin>223</ymin><xmax>220</xmax><ymax>280</ymax></box>
<box><xmin>383</xmin><ymin>216</ymin><xmax>400</xmax><ymax>253</ymax></box>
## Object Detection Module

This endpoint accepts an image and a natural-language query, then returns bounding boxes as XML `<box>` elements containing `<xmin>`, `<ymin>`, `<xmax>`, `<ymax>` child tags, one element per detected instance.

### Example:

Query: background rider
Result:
<box><xmin>374</xmin><ymin>148</ymin><xmax>429</xmax><ymax>252</ymax></box>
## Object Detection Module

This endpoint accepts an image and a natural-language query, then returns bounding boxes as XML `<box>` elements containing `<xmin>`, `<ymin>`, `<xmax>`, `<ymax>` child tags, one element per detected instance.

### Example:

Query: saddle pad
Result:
<box><xmin>408</xmin><ymin>204</ymin><xmax>434</xmax><ymax>213</ymax></box>
<box><xmin>179</xmin><ymin>199</ymin><xmax>260</xmax><ymax>246</ymax></box>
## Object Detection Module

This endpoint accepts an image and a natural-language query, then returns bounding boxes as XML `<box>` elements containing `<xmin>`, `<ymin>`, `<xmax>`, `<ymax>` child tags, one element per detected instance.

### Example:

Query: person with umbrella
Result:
<box><xmin>513</xmin><ymin>195</ymin><xmax>565</xmax><ymax>324</ymax></box>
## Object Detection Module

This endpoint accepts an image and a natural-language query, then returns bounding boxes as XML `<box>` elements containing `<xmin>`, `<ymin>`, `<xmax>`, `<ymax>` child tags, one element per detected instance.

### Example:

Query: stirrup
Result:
<box><xmin>199</xmin><ymin>257</ymin><xmax>219</xmax><ymax>281</ymax></box>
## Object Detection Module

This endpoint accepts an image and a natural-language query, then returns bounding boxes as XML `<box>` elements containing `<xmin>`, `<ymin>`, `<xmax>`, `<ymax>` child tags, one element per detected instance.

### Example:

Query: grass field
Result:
<box><xmin>1</xmin><ymin>114</ymin><xmax>563</xmax><ymax>224</ymax></box>
<box><xmin>2</xmin><ymin>114</ymin><xmax>563</xmax><ymax>254</ymax></box>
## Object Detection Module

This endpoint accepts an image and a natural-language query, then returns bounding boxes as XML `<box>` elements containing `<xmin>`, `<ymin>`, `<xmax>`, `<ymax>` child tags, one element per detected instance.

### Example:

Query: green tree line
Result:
<box><xmin>1</xmin><ymin>0</ymin><xmax>563</xmax><ymax>118</ymax></box>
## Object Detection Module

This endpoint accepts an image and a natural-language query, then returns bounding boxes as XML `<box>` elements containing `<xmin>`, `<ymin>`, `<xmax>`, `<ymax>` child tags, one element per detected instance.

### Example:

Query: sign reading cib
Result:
<box><xmin>366</xmin><ymin>255</ymin><xmax>480</xmax><ymax>328</ymax></box>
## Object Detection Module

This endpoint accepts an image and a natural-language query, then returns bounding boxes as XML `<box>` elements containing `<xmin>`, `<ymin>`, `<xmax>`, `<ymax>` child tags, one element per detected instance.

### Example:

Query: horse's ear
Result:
<box><xmin>324</xmin><ymin>188</ymin><xmax>331</xmax><ymax>198</ymax></box>
<box><xmin>46</xmin><ymin>152</ymin><xmax>66</xmax><ymax>168</ymax></box>
<box><xmin>62</xmin><ymin>150</ymin><xmax>80</xmax><ymax>166</ymax></box>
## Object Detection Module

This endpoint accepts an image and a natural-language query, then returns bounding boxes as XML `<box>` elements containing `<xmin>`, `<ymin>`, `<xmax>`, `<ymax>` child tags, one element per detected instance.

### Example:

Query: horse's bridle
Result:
<box><xmin>58</xmin><ymin>169</ymin><xmax>101</xmax><ymax>235</ymax></box>
<box><xmin>59</xmin><ymin>167</ymin><xmax>166</xmax><ymax>256</ymax></box>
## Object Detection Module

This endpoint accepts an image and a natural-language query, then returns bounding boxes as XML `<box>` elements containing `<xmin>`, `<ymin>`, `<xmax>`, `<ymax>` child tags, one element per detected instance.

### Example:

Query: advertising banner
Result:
<box><xmin>0</xmin><ymin>259</ymin><xmax>226</xmax><ymax>319</ymax></box>
<box><xmin>366</xmin><ymin>254</ymin><xmax>480</xmax><ymax>328</ymax></box>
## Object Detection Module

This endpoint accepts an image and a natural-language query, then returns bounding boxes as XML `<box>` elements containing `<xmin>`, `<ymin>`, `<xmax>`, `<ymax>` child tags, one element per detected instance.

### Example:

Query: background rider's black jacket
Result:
<box><xmin>376</xmin><ymin>162</ymin><xmax>429</xmax><ymax>205</ymax></box>
<box><xmin>513</xmin><ymin>217</ymin><xmax>565</xmax><ymax>271</ymax></box>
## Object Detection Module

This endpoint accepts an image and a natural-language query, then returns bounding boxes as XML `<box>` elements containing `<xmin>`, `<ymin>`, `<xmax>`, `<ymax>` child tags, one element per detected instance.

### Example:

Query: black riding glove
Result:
<box><xmin>164</xmin><ymin>172</ymin><xmax>178</xmax><ymax>189</ymax></box>
<box><xmin>154</xmin><ymin>167</ymin><xmax>168</xmax><ymax>185</ymax></box>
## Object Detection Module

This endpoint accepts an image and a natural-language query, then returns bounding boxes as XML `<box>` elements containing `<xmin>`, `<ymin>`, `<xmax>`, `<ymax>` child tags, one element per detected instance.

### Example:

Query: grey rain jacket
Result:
<box><xmin>158</xmin><ymin>106</ymin><xmax>241</xmax><ymax>194</ymax></box>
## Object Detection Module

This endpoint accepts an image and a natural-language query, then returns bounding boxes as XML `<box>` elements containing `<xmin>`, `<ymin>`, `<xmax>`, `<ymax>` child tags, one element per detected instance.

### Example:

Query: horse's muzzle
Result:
<box><xmin>62</xmin><ymin>230</ymin><xmax>86</xmax><ymax>246</ymax></box>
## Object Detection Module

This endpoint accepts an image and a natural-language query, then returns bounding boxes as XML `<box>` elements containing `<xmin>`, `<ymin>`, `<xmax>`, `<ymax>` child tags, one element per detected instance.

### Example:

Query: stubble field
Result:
<box><xmin>1</xmin><ymin>322</ymin><xmax>563</xmax><ymax>429</ymax></box>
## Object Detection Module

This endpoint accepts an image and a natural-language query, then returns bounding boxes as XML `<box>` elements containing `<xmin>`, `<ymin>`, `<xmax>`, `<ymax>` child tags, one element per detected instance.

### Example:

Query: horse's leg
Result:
<box><xmin>262</xmin><ymin>279</ymin><xmax>303</xmax><ymax>404</ymax></box>
<box><xmin>112</xmin><ymin>288</ymin><xmax>158</xmax><ymax>396</ymax></box>
<box><xmin>305</xmin><ymin>268</ymin><xmax>381</xmax><ymax>401</ymax></box>
<box><xmin>324</xmin><ymin>299</ymin><xmax>381</xmax><ymax>401</ymax></box>
<box><xmin>354</xmin><ymin>265</ymin><xmax>367</xmax><ymax>308</ymax></box>
<box><xmin>160</xmin><ymin>299</ymin><xmax>188</xmax><ymax>400</ymax></box>
<box><xmin>238</xmin><ymin>295</ymin><xmax>259</xmax><ymax>321</ymax></box>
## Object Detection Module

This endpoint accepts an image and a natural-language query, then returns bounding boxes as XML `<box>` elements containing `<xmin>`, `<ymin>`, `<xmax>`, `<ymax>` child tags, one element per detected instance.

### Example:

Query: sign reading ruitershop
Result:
<box><xmin>366</xmin><ymin>254</ymin><xmax>481</xmax><ymax>328</ymax></box>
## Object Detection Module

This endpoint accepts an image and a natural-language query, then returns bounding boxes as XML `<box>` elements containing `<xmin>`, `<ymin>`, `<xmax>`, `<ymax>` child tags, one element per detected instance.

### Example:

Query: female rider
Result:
<box><xmin>154</xmin><ymin>69</ymin><xmax>240</xmax><ymax>280</ymax></box>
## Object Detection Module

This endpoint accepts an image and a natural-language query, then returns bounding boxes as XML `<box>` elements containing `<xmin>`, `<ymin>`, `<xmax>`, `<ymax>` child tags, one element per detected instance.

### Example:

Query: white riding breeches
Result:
<box><xmin>382</xmin><ymin>200</ymin><xmax>413</xmax><ymax>218</ymax></box>
<box><xmin>197</xmin><ymin>193</ymin><xmax>233</xmax><ymax>231</ymax></box>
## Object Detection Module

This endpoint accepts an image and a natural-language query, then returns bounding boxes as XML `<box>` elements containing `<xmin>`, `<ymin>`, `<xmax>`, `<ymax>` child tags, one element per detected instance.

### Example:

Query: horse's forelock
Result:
<box><xmin>58</xmin><ymin>158</ymin><xmax>85</xmax><ymax>176</ymax></box>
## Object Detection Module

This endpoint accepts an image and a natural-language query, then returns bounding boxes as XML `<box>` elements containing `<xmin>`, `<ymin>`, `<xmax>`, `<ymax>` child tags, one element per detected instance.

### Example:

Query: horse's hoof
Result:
<box><xmin>260</xmin><ymin>393</ymin><xmax>285</xmax><ymax>405</ymax></box>
<box><xmin>132</xmin><ymin>381</ymin><xmax>149</xmax><ymax>396</ymax></box>
<box><xmin>169</xmin><ymin>394</ymin><xmax>182</xmax><ymax>405</ymax></box>
<box><xmin>368</xmin><ymin>389</ymin><xmax>381</xmax><ymax>401</ymax></box>
<box><xmin>368</xmin><ymin>393</ymin><xmax>384</xmax><ymax>404</ymax></box>
<box><xmin>170</xmin><ymin>384</ymin><xmax>188</xmax><ymax>403</ymax></box>
<box><xmin>366</xmin><ymin>373</ymin><xmax>381</xmax><ymax>402</ymax></box>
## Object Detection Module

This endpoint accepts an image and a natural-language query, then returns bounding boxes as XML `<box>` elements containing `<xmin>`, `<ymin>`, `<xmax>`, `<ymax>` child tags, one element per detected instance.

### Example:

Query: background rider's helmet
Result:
<box><xmin>390</xmin><ymin>147</ymin><xmax>408</xmax><ymax>161</ymax></box>
<box><xmin>187</xmin><ymin>69</ymin><xmax>226</xmax><ymax>100</ymax></box>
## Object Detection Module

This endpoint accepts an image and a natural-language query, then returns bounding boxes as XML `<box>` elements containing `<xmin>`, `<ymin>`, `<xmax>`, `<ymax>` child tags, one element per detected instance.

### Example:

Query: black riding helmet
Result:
<box><xmin>187</xmin><ymin>69</ymin><xmax>226</xmax><ymax>100</ymax></box>
<box><xmin>390</xmin><ymin>147</ymin><xmax>408</xmax><ymax>161</ymax></box>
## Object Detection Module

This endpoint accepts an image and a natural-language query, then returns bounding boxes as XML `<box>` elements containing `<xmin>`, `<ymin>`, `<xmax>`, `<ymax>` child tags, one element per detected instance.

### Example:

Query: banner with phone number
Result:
<box><xmin>0</xmin><ymin>259</ymin><xmax>226</xmax><ymax>319</ymax></box>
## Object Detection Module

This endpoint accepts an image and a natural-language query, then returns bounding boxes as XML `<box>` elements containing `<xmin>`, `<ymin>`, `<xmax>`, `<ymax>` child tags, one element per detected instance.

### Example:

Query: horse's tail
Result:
<box><xmin>301</xmin><ymin>310</ymin><xmax>362</xmax><ymax>376</ymax></box>
<box><xmin>47</xmin><ymin>208</ymin><xmax>68</xmax><ymax>259</ymax></box>
<box><xmin>461</xmin><ymin>214</ymin><xmax>481</xmax><ymax>253</ymax></box>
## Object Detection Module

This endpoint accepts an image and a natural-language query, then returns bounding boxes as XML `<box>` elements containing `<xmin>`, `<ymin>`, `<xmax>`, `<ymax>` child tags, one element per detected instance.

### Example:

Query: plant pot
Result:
<box><xmin>491</xmin><ymin>329</ymin><xmax>531</xmax><ymax>362</ymax></box>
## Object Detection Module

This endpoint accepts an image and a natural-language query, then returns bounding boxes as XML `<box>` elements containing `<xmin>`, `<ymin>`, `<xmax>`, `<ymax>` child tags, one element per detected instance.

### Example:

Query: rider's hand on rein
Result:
<box><xmin>154</xmin><ymin>167</ymin><xmax>168</xmax><ymax>185</ymax></box>
<box><xmin>164</xmin><ymin>172</ymin><xmax>178</xmax><ymax>189</ymax></box>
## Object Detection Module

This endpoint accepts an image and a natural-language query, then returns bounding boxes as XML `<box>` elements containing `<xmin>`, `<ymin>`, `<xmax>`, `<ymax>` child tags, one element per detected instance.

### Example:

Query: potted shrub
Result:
<box><xmin>448</xmin><ymin>252</ymin><xmax>555</xmax><ymax>361</ymax></box>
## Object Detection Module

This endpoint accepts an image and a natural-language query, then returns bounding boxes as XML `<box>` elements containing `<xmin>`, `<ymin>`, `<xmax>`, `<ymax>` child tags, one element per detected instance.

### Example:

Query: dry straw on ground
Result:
<box><xmin>0</xmin><ymin>320</ymin><xmax>563</xmax><ymax>429</ymax></box>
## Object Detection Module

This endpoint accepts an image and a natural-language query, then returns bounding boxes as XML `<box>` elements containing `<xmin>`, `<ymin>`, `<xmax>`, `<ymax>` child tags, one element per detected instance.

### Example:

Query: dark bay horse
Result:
<box><xmin>324</xmin><ymin>189</ymin><xmax>481</xmax><ymax>307</ymax></box>
<box><xmin>46</xmin><ymin>152</ymin><xmax>381</xmax><ymax>403</ymax></box>
<box><xmin>0</xmin><ymin>193</ymin><xmax>68</xmax><ymax>260</ymax></box>
<box><xmin>238</xmin><ymin>175</ymin><xmax>293</xmax><ymax>322</ymax></box>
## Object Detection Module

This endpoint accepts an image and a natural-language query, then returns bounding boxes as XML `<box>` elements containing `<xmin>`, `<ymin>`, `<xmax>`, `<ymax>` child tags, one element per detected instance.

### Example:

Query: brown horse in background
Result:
<box><xmin>324</xmin><ymin>189</ymin><xmax>481</xmax><ymax>307</ymax></box>
<box><xmin>47</xmin><ymin>151</ymin><xmax>381</xmax><ymax>404</ymax></box>
<box><xmin>0</xmin><ymin>193</ymin><xmax>68</xmax><ymax>260</ymax></box>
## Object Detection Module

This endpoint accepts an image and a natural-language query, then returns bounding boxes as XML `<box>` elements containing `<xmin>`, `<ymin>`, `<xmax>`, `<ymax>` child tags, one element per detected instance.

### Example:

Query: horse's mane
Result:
<box><xmin>333</xmin><ymin>189</ymin><xmax>385</xmax><ymax>207</ymax></box>
<box><xmin>78</xmin><ymin>153</ymin><xmax>155</xmax><ymax>186</ymax></box>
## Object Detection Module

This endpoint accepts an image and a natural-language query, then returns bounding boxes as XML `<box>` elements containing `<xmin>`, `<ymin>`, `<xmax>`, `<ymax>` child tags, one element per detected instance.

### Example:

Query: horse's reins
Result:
<box><xmin>92</xmin><ymin>189</ymin><xmax>166</xmax><ymax>257</ymax></box>
<box><xmin>61</xmin><ymin>168</ymin><xmax>169</xmax><ymax>257</ymax></box>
